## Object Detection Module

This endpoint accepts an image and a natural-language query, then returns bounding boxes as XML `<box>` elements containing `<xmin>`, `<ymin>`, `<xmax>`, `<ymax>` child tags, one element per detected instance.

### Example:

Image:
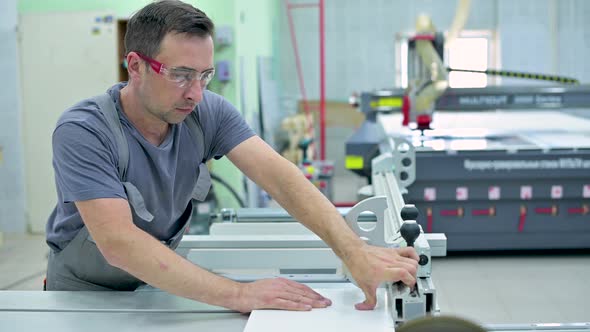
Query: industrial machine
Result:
<box><xmin>346</xmin><ymin>85</ymin><xmax>590</xmax><ymax>251</ymax></box>
<box><xmin>344</xmin><ymin>3</ymin><xmax>589</xmax><ymax>251</ymax></box>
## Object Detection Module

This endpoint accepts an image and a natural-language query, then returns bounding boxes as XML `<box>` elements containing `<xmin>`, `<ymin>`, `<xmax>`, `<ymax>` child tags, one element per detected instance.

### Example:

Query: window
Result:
<box><xmin>447</xmin><ymin>37</ymin><xmax>488</xmax><ymax>88</ymax></box>
<box><xmin>446</xmin><ymin>30</ymin><xmax>496</xmax><ymax>88</ymax></box>
<box><xmin>395</xmin><ymin>30</ymin><xmax>497</xmax><ymax>89</ymax></box>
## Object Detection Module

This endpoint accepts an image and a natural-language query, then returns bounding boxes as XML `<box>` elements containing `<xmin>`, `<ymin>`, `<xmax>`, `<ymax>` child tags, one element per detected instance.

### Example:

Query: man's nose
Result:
<box><xmin>183</xmin><ymin>80</ymin><xmax>203</xmax><ymax>103</ymax></box>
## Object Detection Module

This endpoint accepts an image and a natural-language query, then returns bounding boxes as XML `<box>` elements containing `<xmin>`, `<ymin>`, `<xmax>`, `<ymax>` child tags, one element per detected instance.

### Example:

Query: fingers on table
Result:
<box><xmin>355</xmin><ymin>285</ymin><xmax>378</xmax><ymax>311</ymax></box>
<box><xmin>277</xmin><ymin>278</ymin><xmax>332</xmax><ymax>309</ymax></box>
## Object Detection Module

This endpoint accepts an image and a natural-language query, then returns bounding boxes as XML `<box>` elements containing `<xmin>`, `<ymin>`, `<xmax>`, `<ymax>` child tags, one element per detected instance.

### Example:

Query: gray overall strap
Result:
<box><xmin>93</xmin><ymin>94</ymin><xmax>154</xmax><ymax>222</ymax></box>
<box><xmin>185</xmin><ymin>110</ymin><xmax>212</xmax><ymax>202</ymax></box>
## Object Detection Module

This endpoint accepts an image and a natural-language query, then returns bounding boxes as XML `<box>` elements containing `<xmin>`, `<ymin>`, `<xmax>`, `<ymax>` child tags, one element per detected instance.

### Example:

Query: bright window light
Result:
<box><xmin>448</xmin><ymin>37</ymin><xmax>488</xmax><ymax>88</ymax></box>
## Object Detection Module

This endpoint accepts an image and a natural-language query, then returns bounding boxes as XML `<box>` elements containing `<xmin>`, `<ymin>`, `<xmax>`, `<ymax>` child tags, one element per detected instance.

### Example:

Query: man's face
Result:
<box><xmin>138</xmin><ymin>33</ymin><xmax>214</xmax><ymax>125</ymax></box>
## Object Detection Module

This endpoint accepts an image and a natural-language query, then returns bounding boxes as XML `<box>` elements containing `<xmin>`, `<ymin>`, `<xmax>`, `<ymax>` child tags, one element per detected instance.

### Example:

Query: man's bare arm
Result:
<box><xmin>76</xmin><ymin>198</ymin><xmax>241</xmax><ymax>306</ymax></box>
<box><xmin>76</xmin><ymin>198</ymin><xmax>328</xmax><ymax>311</ymax></box>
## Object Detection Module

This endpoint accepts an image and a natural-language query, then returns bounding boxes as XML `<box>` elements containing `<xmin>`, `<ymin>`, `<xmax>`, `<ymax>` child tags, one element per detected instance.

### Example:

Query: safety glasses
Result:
<box><xmin>136</xmin><ymin>52</ymin><xmax>215</xmax><ymax>89</ymax></box>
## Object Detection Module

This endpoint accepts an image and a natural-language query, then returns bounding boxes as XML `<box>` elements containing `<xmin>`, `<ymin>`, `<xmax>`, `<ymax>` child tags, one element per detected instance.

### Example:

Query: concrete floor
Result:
<box><xmin>0</xmin><ymin>233</ymin><xmax>47</xmax><ymax>291</ymax></box>
<box><xmin>432</xmin><ymin>252</ymin><xmax>590</xmax><ymax>325</ymax></box>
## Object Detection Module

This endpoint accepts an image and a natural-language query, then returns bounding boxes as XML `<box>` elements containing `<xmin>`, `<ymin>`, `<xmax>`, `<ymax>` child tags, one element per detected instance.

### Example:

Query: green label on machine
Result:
<box><xmin>370</xmin><ymin>97</ymin><xmax>403</xmax><ymax>109</ymax></box>
<box><xmin>345</xmin><ymin>155</ymin><xmax>364</xmax><ymax>169</ymax></box>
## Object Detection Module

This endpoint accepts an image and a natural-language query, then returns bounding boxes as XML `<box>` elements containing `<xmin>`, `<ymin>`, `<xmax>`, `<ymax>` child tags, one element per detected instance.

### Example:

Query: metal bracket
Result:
<box><xmin>344</xmin><ymin>196</ymin><xmax>389</xmax><ymax>247</ymax></box>
<box><xmin>388</xmin><ymin>277</ymin><xmax>438</xmax><ymax>325</ymax></box>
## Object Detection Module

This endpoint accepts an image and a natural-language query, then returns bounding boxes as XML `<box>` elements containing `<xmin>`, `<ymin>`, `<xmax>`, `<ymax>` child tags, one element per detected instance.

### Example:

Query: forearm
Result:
<box><xmin>265</xmin><ymin>159</ymin><xmax>365</xmax><ymax>260</ymax></box>
<box><xmin>228</xmin><ymin>137</ymin><xmax>365</xmax><ymax>262</ymax></box>
<box><xmin>100</xmin><ymin>227</ymin><xmax>242</xmax><ymax>309</ymax></box>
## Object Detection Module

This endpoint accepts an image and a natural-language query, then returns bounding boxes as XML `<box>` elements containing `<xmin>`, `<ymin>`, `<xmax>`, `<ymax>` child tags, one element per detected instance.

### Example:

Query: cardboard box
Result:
<box><xmin>298</xmin><ymin>100</ymin><xmax>365</xmax><ymax>128</ymax></box>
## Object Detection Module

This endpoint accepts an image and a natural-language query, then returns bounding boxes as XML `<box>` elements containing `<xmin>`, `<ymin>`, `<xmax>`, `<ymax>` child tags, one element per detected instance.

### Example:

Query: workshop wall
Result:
<box><xmin>18</xmin><ymin>0</ymin><xmax>152</xmax><ymax>17</ymax></box>
<box><xmin>556</xmin><ymin>0</ymin><xmax>590</xmax><ymax>85</ymax></box>
<box><xmin>17</xmin><ymin>1</ymin><xmax>238</xmax><ymax>104</ymax></box>
<box><xmin>212</xmin><ymin>0</ymin><xmax>280</xmax><ymax>209</ymax></box>
<box><xmin>279</xmin><ymin>0</ymin><xmax>590</xmax><ymax>100</ymax></box>
<box><xmin>0</xmin><ymin>0</ymin><xmax>26</xmax><ymax>233</ymax></box>
<box><xmin>499</xmin><ymin>0</ymin><xmax>590</xmax><ymax>86</ymax></box>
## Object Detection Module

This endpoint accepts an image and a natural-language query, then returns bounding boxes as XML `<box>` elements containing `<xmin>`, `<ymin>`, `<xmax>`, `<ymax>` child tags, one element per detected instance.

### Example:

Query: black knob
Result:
<box><xmin>400</xmin><ymin>221</ymin><xmax>420</xmax><ymax>247</ymax></box>
<box><xmin>419</xmin><ymin>254</ymin><xmax>429</xmax><ymax>266</ymax></box>
<box><xmin>401</xmin><ymin>205</ymin><xmax>419</xmax><ymax>221</ymax></box>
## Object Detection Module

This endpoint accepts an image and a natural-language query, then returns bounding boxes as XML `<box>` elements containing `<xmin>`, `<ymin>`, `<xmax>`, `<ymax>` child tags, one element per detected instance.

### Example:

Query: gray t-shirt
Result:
<box><xmin>46</xmin><ymin>82</ymin><xmax>255</xmax><ymax>251</ymax></box>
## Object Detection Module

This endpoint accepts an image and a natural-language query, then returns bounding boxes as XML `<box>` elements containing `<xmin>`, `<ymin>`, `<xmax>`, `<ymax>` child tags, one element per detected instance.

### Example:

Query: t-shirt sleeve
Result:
<box><xmin>206</xmin><ymin>95</ymin><xmax>256</xmax><ymax>160</ymax></box>
<box><xmin>52</xmin><ymin>122</ymin><xmax>127</xmax><ymax>203</ymax></box>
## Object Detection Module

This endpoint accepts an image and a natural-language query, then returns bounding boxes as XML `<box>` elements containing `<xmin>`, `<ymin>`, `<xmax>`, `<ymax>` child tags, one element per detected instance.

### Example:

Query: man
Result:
<box><xmin>45</xmin><ymin>0</ymin><xmax>418</xmax><ymax>313</ymax></box>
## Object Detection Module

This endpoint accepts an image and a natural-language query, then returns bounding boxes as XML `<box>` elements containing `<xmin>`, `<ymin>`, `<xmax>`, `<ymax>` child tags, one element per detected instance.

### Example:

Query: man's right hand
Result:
<box><xmin>233</xmin><ymin>277</ymin><xmax>332</xmax><ymax>313</ymax></box>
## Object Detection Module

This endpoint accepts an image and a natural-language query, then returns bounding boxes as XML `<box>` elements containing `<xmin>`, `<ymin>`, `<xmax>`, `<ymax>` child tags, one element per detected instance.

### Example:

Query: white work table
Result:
<box><xmin>0</xmin><ymin>283</ymin><xmax>387</xmax><ymax>332</ymax></box>
<box><xmin>0</xmin><ymin>290</ymin><xmax>245</xmax><ymax>331</ymax></box>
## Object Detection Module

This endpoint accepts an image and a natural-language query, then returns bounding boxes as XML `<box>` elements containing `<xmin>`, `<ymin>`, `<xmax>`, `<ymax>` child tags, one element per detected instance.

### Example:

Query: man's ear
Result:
<box><xmin>126</xmin><ymin>52</ymin><xmax>143</xmax><ymax>80</ymax></box>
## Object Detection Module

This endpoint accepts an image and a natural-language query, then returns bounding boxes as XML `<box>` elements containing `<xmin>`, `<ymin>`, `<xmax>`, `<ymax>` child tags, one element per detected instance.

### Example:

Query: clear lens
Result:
<box><xmin>200</xmin><ymin>70</ymin><xmax>215</xmax><ymax>86</ymax></box>
<box><xmin>168</xmin><ymin>69</ymin><xmax>195</xmax><ymax>86</ymax></box>
<box><xmin>166</xmin><ymin>68</ymin><xmax>215</xmax><ymax>88</ymax></box>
